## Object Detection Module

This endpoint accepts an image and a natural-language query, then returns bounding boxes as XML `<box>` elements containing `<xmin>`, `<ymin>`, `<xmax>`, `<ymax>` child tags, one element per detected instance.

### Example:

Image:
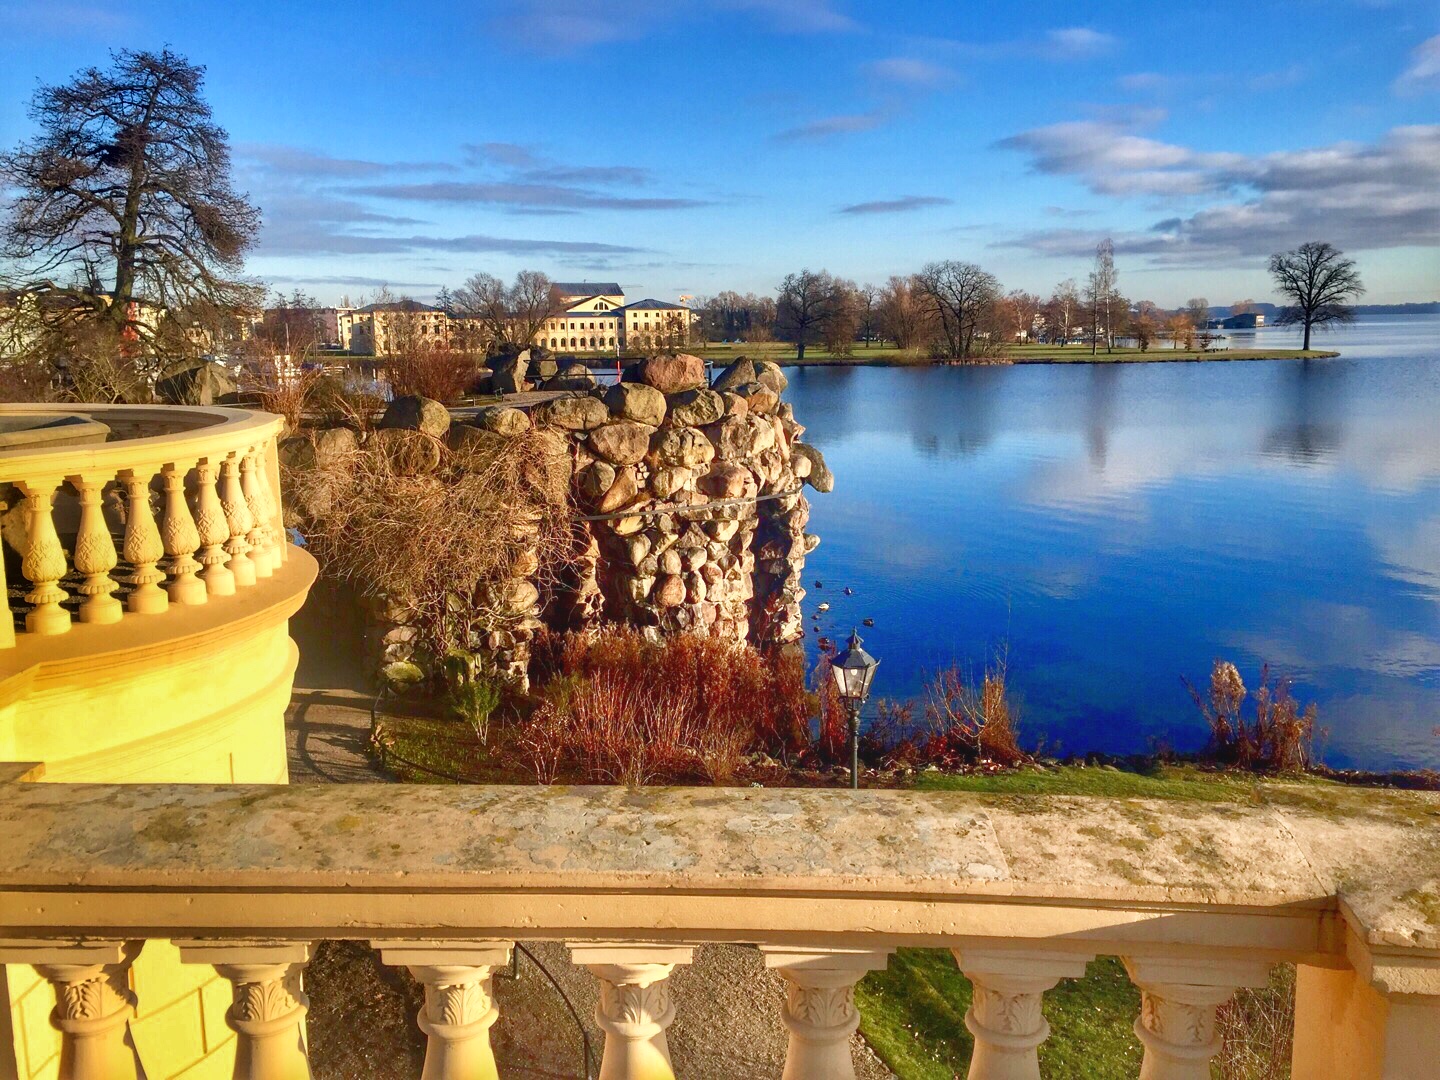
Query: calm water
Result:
<box><xmin>789</xmin><ymin>316</ymin><xmax>1440</xmax><ymax>772</ymax></box>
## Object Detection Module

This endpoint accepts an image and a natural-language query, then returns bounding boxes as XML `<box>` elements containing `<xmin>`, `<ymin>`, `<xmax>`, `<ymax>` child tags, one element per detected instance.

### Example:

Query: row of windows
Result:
<box><xmin>549</xmin><ymin>337</ymin><xmax>616</xmax><ymax>349</ymax></box>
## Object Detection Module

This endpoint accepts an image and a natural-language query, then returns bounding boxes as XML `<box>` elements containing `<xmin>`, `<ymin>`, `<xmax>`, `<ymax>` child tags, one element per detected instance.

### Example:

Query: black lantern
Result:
<box><xmin>830</xmin><ymin>629</ymin><xmax>879</xmax><ymax>789</ymax></box>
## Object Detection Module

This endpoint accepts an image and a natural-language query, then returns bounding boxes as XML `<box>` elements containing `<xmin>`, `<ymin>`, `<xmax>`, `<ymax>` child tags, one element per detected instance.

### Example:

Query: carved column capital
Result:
<box><xmin>375</xmin><ymin>940</ymin><xmax>511</xmax><ymax>1080</ymax></box>
<box><xmin>1123</xmin><ymin>956</ymin><xmax>1270</xmax><ymax>1080</ymax></box>
<box><xmin>954</xmin><ymin>948</ymin><xmax>1092</xmax><ymax>1080</ymax></box>
<box><xmin>570</xmin><ymin>943</ymin><xmax>694</xmax><ymax>1080</ymax></box>
<box><xmin>761</xmin><ymin>946</ymin><xmax>893</xmax><ymax>1080</ymax></box>
<box><xmin>178</xmin><ymin>941</ymin><xmax>312</xmax><ymax>1080</ymax></box>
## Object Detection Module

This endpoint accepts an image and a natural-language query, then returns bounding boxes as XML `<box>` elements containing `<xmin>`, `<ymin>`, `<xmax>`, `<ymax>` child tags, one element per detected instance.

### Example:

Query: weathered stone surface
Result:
<box><xmin>789</xmin><ymin>443</ymin><xmax>833</xmax><ymax>492</ymax></box>
<box><xmin>712</xmin><ymin>357</ymin><xmax>757</xmax><ymax>393</ymax></box>
<box><xmin>277</xmin><ymin>435</ymin><xmax>315</xmax><ymax>469</ymax></box>
<box><xmin>635</xmin><ymin>353</ymin><xmax>705</xmax><ymax>394</ymax></box>
<box><xmin>605</xmin><ymin>382</ymin><xmax>667</xmax><ymax>426</ymax></box>
<box><xmin>473</xmin><ymin>405</ymin><xmax>530</xmax><ymax>435</ymax></box>
<box><xmin>544</xmin><ymin>362</ymin><xmax>596</xmax><ymax>391</ymax></box>
<box><xmin>649</xmin><ymin>466</ymin><xmax>690</xmax><ymax>499</ymax></box>
<box><xmin>654</xmin><ymin>574</ymin><xmax>686</xmax><ymax>607</ymax></box>
<box><xmin>313</xmin><ymin>426</ymin><xmax>359</xmax><ymax>463</ymax></box>
<box><xmin>658</xmin><ymin>548</ymin><xmax>683</xmax><ymax>576</ymax></box>
<box><xmin>589</xmin><ymin>420</ymin><xmax>655</xmax><ymax>466</ymax></box>
<box><xmin>578</xmin><ymin>461</ymin><xmax>616</xmax><ymax>501</ymax></box>
<box><xmin>155</xmin><ymin>360</ymin><xmax>238</xmax><ymax>406</ymax></box>
<box><xmin>539</xmin><ymin>394</ymin><xmax>609</xmax><ymax>432</ymax></box>
<box><xmin>720</xmin><ymin>392</ymin><xmax>749</xmax><ymax>418</ymax></box>
<box><xmin>651</xmin><ymin>426</ymin><xmax>715</xmax><ymax>468</ymax></box>
<box><xmin>380</xmin><ymin>395</ymin><xmax>451</xmax><ymax>437</ymax></box>
<box><xmin>736</xmin><ymin>385</ymin><xmax>779</xmax><ymax>416</ymax></box>
<box><xmin>369</xmin><ymin>427</ymin><xmax>442</xmax><ymax>474</ymax></box>
<box><xmin>491</xmin><ymin>351</ymin><xmax>530</xmax><ymax>395</ymax></box>
<box><xmin>705</xmin><ymin>415</ymin><xmax>772</xmax><ymax>459</ymax></box>
<box><xmin>700</xmin><ymin>462</ymin><xmax>755</xmax><ymax>499</ymax></box>
<box><xmin>667</xmin><ymin>388</ymin><xmax>725</xmax><ymax>427</ymax></box>
<box><xmin>754</xmin><ymin>360</ymin><xmax>789</xmax><ymax>393</ymax></box>
<box><xmin>597</xmin><ymin>468</ymin><xmax>638</xmax><ymax>514</ymax></box>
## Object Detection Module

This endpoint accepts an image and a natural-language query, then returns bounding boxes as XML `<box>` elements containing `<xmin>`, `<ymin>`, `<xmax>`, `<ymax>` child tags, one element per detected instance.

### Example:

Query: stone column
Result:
<box><xmin>160</xmin><ymin>461</ymin><xmax>207</xmax><ymax>605</ymax></box>
<box><xmin>69</xmin><ymin>473</ymin><xmax>122</xmax><ymax>625</ymax></box>
<box><xmin>760</xmin><ymin>946</ymin><xmax>893</xmax><ymax>1080</ymax></box>
<box><xmin>193</xmin><ymin>457</ymin><xmax>236</xmax><ymax>596</ymax></box>
<box><xmin>119</xmin><ymin>469</ymin><xmax>168</xmax><ymax>615</ymax></box>
<box><xmin>569</xmin><ymin>943</ymin><xmax>693</xmax><ymax>1080</ymax></box>
<box><xmin>1292</xmin><ymin>958</ymin><xmax>1440</xmax><ymax>1080</ymax></box>
<box><xmin>14</xmin><ymin>477</ymin><xmax>72</xmax><ymax>634</ymax></box>
<box><xmin>219</xmin><ymin>453</ymin><xmax>257</xmax><ymax>588</ymax></box>
<box><xmin>953</xmin><ymin>948</ymin><xmax>1092</xmax><ymax>1080</ymax></box>
<box><xmin>178</xmin><ymin>941</ymin><xmax>312</xmax><ymax>1080</ymax></box>
<box><xmin>1122</xmin><ymin>956</ymin><xmax>1270</xmax><ymax>1080</ymax></box>
<box><xmin>0</xmin><ymin>941</ymin><xmax>143</xmax><ymax>1080</ymax></box>
<box><xmin>374</xmin><ymin>940</ymin><xmax>511</xmax><ymax>1080</ymax></box>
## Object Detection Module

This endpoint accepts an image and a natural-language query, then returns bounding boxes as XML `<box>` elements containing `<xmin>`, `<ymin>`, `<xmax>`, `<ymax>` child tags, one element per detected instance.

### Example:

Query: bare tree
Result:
<box><xmin>453</xmin><ymin>270</ymin><xmax>562</xmax><ymax>353</ymax></box>
<box><xmin>775</xmin><ymin>269</ymin><xmax>844</xmax><ymax>360</ymax></box>
<box><xmin>1083</xmin><ymin>239</ymin><xmax>1120</xmax><ymax>355</ymax></box>
<box><xmin>914</xmin><ymin>260</ymin><xmax>1001</xmax><ymax>358</ymax></box>
<box><xmin>877</xmin><ymin>276</ymin><xmax>928</xmax><ymax>351</ymax></box>
<box><xmin>1268</xmin><ymin>241</ymin><xmax>1364</xmax><ymax>351</ymax></box>
<box><xmin>822</xmin><ymin>279</ymin><xmax>861</xmax><ymax>355</ymax></box>
<box><xmin>1045</xmin><ymin>279</ymin><xmax>1080</xmax><ymax>345</ymax></box>
<box><xmin>1129</xmin><ymin>301</ymin><xmax>1161</xmax><ymax>351</ymax></box>
<box><xmin>1000</xmin><ymin>289</ymin><xmax>1043</xmax><ymax>343</ymax></box>
<box><xmin>856</xmin><ymin>283</ymin><xmax>881</xmax><ymax>347</ymax></box>
<box><xmin>1167</xmin><ymin>312</ymin><xmax>1195</xmax><ymax>350</ymax></box>
<box><xmin>0</xmin><ymin>48</ymin><xmax>260</xmax><ymax>396</ymax></box>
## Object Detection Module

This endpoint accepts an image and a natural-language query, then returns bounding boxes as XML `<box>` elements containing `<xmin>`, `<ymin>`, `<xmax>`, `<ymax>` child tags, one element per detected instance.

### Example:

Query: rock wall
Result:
<box><xmin>286</xmin><ymin>352</ymin><xmax>831</xmax><ymax>688</ymax></box>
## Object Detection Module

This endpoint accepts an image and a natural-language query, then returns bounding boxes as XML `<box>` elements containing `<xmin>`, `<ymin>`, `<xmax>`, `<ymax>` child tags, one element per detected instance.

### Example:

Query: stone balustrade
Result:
<box><xmin>0</xmin><ymin>780</ymin><xmax>1436</xmax><ymax>1079</ymax></box>
<box><xmin>0</xmin><ymin>404</ymin><xmax>293</xmax><ymax>643</ymax></box>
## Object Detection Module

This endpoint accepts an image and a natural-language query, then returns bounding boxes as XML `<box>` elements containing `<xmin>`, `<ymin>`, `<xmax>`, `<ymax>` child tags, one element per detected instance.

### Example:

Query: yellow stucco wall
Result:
<box><xmin>1</xmin><ymin>551</ymin><xmax>314</xmax><ymax>1079</ymax></box>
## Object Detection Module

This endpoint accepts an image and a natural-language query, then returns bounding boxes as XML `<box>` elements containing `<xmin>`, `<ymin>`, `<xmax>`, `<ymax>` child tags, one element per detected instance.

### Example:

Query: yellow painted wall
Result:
<box><xmin>1</xmin><ymin>551</ymin><xmax>314</xmax><ymax>1079</ymax></box>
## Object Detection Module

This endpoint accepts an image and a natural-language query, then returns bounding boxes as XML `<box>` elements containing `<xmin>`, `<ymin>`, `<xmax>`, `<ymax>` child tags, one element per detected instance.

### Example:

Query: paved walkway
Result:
<box><xmin>284</xmin><ymin>689</ymin><xmax>391</xmax><ymax>785</ymax></box>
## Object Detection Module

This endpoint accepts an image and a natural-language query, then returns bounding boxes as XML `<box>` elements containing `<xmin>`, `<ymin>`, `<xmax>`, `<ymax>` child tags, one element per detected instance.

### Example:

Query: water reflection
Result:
<box><xmin>792</xmin><ymin>317</ymin><xmax>1440</xmax><ymax>772</ymax></box>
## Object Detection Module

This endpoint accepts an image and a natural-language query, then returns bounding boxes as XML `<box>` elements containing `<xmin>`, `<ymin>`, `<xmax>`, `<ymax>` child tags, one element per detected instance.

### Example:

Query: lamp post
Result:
<box><xmin>829</xmin><ymin>629</ymin><xmax>879</xmax><ymax>790</ymax></box>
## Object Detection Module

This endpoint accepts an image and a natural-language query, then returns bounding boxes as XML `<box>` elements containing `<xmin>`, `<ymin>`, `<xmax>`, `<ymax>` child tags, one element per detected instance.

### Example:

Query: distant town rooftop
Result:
<box><xmin>553</xmin><ymin>281</ymin><xmax>623</xmax><ymax>297</ymax></box>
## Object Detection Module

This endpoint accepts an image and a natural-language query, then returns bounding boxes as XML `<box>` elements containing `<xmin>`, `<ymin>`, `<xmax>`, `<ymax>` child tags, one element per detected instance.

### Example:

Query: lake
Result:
<box><xmin>788</xmin><ymin>315</ymin><xmax>1440</xmax><ymax>772</ymax></box>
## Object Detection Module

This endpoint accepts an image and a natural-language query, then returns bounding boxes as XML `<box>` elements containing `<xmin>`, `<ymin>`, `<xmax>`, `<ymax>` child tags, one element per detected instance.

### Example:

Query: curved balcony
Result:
<box><xmin>0</xmin><ymin>404</ymin><xmax>317</xmax><ymax>783</ymax></box>
<box><xmin>0</xmin><ymin>781</ymin><xmax>1436</xmax><ymax>1079</ymax></box>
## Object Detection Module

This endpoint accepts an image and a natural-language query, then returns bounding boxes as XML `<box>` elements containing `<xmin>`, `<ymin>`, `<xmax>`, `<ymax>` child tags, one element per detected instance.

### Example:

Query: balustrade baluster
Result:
<box><xmin>193</xmin><ymin>457</ymin><xmax>236</xmax><ymax>596</ymax></box>
<box><xmin>953</xmin><ymin>949</ymin><xmax>1092</xmax><ymax>1080</ymax></box>
<box><xmin>178</xmin><ymin>941</ymin><xmax>312</xmax><ymax>1080</ymax></box>
<box><xmin>69</xmin><ymin>474</ymin><xmax>123</xmax><ymax>624</ymax></box>
<box><xmin>1122</xmin><ymin>957</ymin><xmax>1270</xmax><ymax>1080</ymax></box>
<box><xmin>0</xmin><ymin>941</ymin><xmax>143</xmax><ymax>1080</ymax></box>
<box><xmin>15</xmin><ymin>478</ymin><xmax>72</xmax><ymax>634</ymax></box>
<box><xmin>160</xmin><ymin>462</ymin><xmax>207</xmax><ymax>605</ymax></box>
<box><xmin>570</xmin><ymin>943</ymin><xmax>693</xmax><ymax>1080</ymax></box>
<box><xmin>242</xmin><ymin>448</ymin><xmax>276</xmax><ymax>578</ymax></box>
<box><xmin>219</xmin><ymin>453</ymin><xmax>257</xmax><ymax>588</ymax></box>
<box><xmin>761</xmin><ymin>946</ymin><xmax>894</xmax><ymax>1080</ymax></box>
<box><xmin>375</xmin><ymin>940</ymin><xmax>511</xmax><ymax>1080</ymax></box>
<box><xmin>263</xmin><ymin>436</ymin><xmax>288</xmax><ymax>566</ymax></box>
<box><xmin>119</xmin><ymin>469</ymin><xmax>167</xmax><ymax>614</ymax></box>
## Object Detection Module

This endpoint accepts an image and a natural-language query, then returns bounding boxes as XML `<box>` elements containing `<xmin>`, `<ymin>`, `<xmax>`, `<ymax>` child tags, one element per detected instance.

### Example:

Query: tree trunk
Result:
<box><xmin>1303</xmin><ymin>321</ymin><xmax>1312</xmax><ymax>351</ymax></box>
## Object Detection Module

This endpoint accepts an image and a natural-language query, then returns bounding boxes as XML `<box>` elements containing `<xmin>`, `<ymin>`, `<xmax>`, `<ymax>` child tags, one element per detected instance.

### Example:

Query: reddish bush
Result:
<box><xmin>1185</xmin><ymin>660</ymin><xmax>1318</xmax><ymax>771</ymax></box>
<box><xmin>384</xmin><ymin>345</ymin><xmax>481</xmax><ymax>403</ymax></box>
<box><xmin>920</xmin><ymin>653</ymin><xmax>1027</xmax><ymax>767</ymax></box>
<box><xmin>521</xmin><ymin>627</ymin><xmax>812</xmax><ymax>785</ymax></box>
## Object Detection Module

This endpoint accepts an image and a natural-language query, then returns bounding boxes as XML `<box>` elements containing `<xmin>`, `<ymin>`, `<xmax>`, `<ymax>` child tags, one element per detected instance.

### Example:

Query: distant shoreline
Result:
<box><xmin>745</xmin><ymin>348</ymin><xmax>1342</xmax><ymax>369</ymax></box>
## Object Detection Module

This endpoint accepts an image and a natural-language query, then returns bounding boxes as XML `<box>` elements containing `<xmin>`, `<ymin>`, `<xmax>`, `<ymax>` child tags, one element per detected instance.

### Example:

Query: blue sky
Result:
<box><xmin>1</xmin><ymin>0</ymin><xmax>1436</xmax><ymax>307</ymax></box>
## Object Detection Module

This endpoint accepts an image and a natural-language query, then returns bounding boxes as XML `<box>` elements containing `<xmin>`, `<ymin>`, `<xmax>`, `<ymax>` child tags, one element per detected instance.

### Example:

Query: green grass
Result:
<box><xmin>909</xmin><ymin>761</ymin><xmax>1322</xmax><ymax>801</ymax></box>
<box><xmin>858</xmin><ymin>953</ymin><xmax>1143</xmax><ymax>1080</ymax></box>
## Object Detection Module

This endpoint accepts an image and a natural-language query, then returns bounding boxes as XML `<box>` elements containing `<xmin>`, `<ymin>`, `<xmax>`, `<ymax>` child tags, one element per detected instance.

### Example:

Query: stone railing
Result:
<box><xmin>0</xmin><ymin>404</ymin><xmax>291</xmax><ymax>643</ymax></box>
<box><xmin>0</xmin><ymin>781</ymin><xmax>1436</xmax><ymax>1079</ymax></box>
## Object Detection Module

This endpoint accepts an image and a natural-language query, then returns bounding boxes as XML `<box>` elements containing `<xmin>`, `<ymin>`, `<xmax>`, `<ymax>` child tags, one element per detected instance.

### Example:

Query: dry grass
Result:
<box><xmin>522</xmin><ymin>628</ymin><xmax>811</xmax><ymax>785</ymax></box>
<box><xmin>1217</xmin><ymin>964</ymin><xmax>1295</xmax><ymax>1080</ymax></box>
<box><xmin>1186</xmin><ymin>660</ymin><xmax>1318</xmax><ymax>771</ymax></box>
<box><xmin>920</xmin><ymin>652</ymin><xmax>1027</xmax><ymax>766</ymax></box>
<box><xmin>287</xmin><ymin>426</ymin><xmax>573</xmax><ymax>666</ymax></box>
<box><xmin>383</xmin><ymin>345</ymin><xmax>482</xmax><ymax>403</ymax></box>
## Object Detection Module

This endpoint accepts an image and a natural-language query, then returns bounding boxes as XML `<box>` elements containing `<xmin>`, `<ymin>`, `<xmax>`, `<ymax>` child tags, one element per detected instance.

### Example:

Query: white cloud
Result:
<box><xmin>1045</xmin><ymin>27</ymin><xmax>1117</xmax><ymax>57</ymax></box>
<box><xmin>864</xmin><ymin>57</ymin><xmax>956</xmax><ymax>87</ymax></box>
<box><xmin>996</xmin><ymin>122</ymin><xmax>1440</xmax><ymax>262</ymax></box>
<box><xmin>1394</xmin><ymin>34</ymin><xmax>1440</xmax><ymax>96</ymax></box>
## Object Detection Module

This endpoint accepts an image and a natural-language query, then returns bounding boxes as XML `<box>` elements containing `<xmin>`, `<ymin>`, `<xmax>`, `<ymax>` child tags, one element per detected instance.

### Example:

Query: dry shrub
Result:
<box><xmin>521</xmin><ymin>627</ymin><xmax>811</xmax><ymax>785</ymax></box>
<box><xmin>921</xmin><ymin>651</ymin><xmax>1027</xmax><ymax>766</ymax></box>
<box><xmin>243</xmin><ymin>353</ymin><xmax>323</xmax><ymax>432</ymax></box>
<box><xmin>1216</xmin><ymin>964</ymin><xmax>1295</xmax><ymax>1080</ymax></box>
<box><xmin>288</xmin><ymin>425</ymin><xmax>573</xmax><ymax>663</ymax></box>
<box><xmin>384</xmin><ymin>345</ymin><xmax>480</xmax><ymax>403</ymax></box>
<box><xmin>1186</xmin><ymin>660</ymin><xmax>1318</xmax><ymax>771</ymax></box>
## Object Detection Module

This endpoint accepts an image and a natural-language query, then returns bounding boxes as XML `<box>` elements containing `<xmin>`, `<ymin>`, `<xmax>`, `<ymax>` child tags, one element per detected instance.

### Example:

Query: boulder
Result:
<box><xmin>649</xmin><ymin>466</ymin><xmax>690</xmax><ymax>499</ymax></box>
<box><xmin>604</xmin><ymin>382</ymin><xmax>667</xmax><ymax>426</ymax></box>
<box><xmin>380</xmin><ymin>395</ymin><xmax>451</xmax><ymax>437</ymax></box>
<box><xmin>667</xmin><ymin>388</ymin><xmax>724</xmax><ymax>427</ymax></box>
<box><xmin>654</xmin><ymin>574</ymin><xmax>686</xmax><ymax>608</ymax></box>
<box><xmin>369</xmin><ymin>427</ymin><xmax>442</xmax><ymax>475</ymax></box>
<box><xmin>699</xmin><ymin>462</ymin><xmax>755</xmax><ymax>499</ymax></box>
<box><xmin>635</xmin><ymin>353</ymin><xmax>705</xmax><ymax>395</ymax></box>
<box><xmin>545</xmin><ymin>362</ymin><xmax>596</xmax><ymax>391</ymax></box>
<box><xmin>277</xmin><ymin>435</ymin><xmax>315</xmax><ymax>469</ymax></box>
<box><xmin>491</xmin><ymin>351</ymin><xmax>530</xmax><ymax>395</ymax></box>
<box><xmin>312</xmin><ymin>426</ymin><xmax>359</xmax><ymax>464</ymax></box>
<box><xmin>155</xmin><ymin>360</ymin><xmax>238</xmax><ymax>406</ymax></box>
<box><xmin>472</xmin><ymin>405</ymin><xmax>530</xmax><ymax>436</ymax></box>
<box><xmin>720</xmin><ymin>392</ymin><xmax>749</xmax><ymax>418</ymax></box>
<box><xmin>736</xmin><ymin>384</ymin><xmax>779</xmax><ymax>415</ymax></box>
<box><xmin>705</xmin><ymin>415</ymin><xmax>771</xmax><ymax>459</ymax></box>
<box><xmin>597</xmin><ymin>468</ymin><xmax>639</xmax><ymax>514</ymax></box>
<box><xmin>578</xmin><ymin>461</ymin><xmax>617</xmax><ymax>501</ymax></box>
<box><xmin>651</xmin><ymin>427</ymin><xmax>715</xmax><ymax>468</ymax></box>
<box><xmin>711</xmin><ymin>357</ymin><xmax>757</xmax><ymax>393</ymax></box>
<box><xmin>754</xmin><ymin>360</ymin><xmax>789</xmax><ymax>394</ymax></box>
<box><xmin>447</xmin><ymin>424</ymin><xmax>507</xmax><ymax>455</ymax></box>
<box><xmin>589</xmin><ymin>420</ymin><xmax>655</xmax><ymax>466</ymax></box>
<box><xmin>789</xmin><ymin>442</ymin><xmax>833</xmax><ymax>492</ymax></box>
<box><xmin>539</xmin><ymin>394</ymin><xmax>609</xmax><ymax>432</ymax></box>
